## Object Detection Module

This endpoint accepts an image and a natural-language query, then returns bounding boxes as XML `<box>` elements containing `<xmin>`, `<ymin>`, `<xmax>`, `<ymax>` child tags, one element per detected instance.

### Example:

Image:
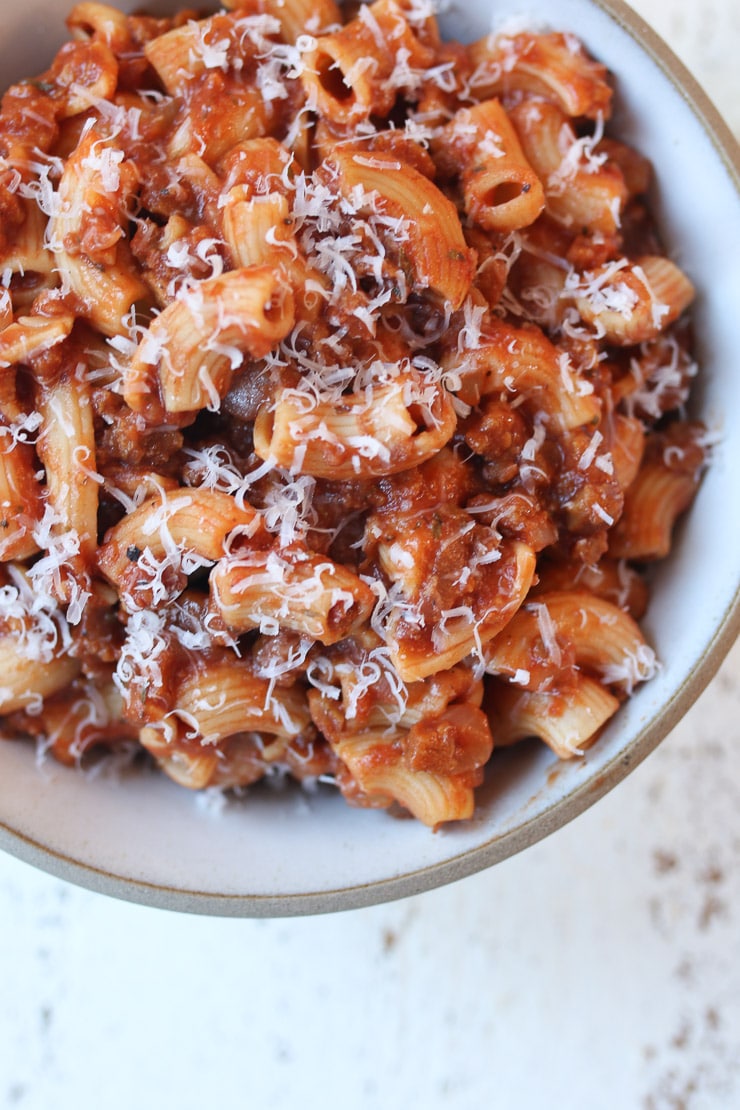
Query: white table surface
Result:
<box><xmin>1</xmin><ymin>2</ymin><xmax>739</xmax><ymax>1108</ymax></box>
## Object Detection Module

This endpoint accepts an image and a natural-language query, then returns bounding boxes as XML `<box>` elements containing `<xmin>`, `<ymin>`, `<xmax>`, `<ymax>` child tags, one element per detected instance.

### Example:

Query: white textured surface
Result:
<box><xmin>0</xmin><ymin>1</ymin><xmax>739</xmax><ymax>1107</ymax></box>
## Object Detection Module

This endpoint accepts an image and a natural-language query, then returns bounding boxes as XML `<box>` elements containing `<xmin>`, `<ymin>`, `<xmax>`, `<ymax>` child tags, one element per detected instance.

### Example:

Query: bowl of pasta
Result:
<box><xmin>0</xmin><ymin>0</ymin><xmax>737</xmax><ymax>916</ymax></box>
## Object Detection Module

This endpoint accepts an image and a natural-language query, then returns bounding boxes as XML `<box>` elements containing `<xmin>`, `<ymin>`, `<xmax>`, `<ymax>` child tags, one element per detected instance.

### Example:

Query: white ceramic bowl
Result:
<box><xmin>1</xmin><ymin>0</ymin><xmax>738</xmax><ymax>915</ymax></box>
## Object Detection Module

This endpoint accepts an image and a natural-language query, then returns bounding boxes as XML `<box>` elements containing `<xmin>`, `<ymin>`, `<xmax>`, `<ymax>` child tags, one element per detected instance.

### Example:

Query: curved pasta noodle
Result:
<box><xmin>36</xmin><ymin>369</ymin><xmax>100</xmax><ymax>563</ymax></box>
<box><xmin>47</xmin><ymin>39</ymin><xmax>119</xmax><ymax>118</ymax></box>
<box><xmin>67</xmin><ymin>3</ymin><xmax>131</xmax><ymax>50</ymax></box>
<box><xmin>610</xmin><ymin>425</ymin><xmax>705</xmax><ymax>560</ymax></box>
<box><xmin>123</xmin><ymin>267</ymin><xmax>295</xmax><ymax>417</ymax></box>
<box><xmin>566</xmin><ymin>256</ymin><xmax>695</xmax><ymax>345</ymax></box>
<box><xmin>164</xmin><ymin>657</ymin><xmax>310</xmax><ymax>745</ymax></box>
<box><xmin>143</xmin><ymin>12</ymin><xmax>253</xmax><ymax>97</ymax></box>
<box><xmin>253</xmin><ymin>371</ymin><xmax>457</xmax><ymax>479</ymax></box>
<box><xmin>509</xmin><ymin>99</ymin><xmax>627</xmax><ymax>236</ymax></box>
<box><xmin>442</xmin><ymin>316</ymin><xmax>601</xmax><ymax>429</ymax></box>
<box><xmin>25</xmin><ymin>677</ymin><xmax>136</xmax><ymax>767</ymax></box>
<box><xmin>376</xmin><ymin>531</ymin><xmax>536</xmax><ymax>681</ymax></box>
<box><xmin>224</xmin><ymin>0</ymin><xmax>341</xmax><ymax>43</ymax></box>
<box><xmin>220</xmin><ymin>136</ymin><xmax>294</xmax><ymax>196</ymax></box>
<box><xmin>315</xmin><ymin>701</ymin><xmax>494</xmax><ymax>827</ymax></box>
<box><xmin>607</xmin><ymin>414</ymin><xmax>646</xmax><ymax>494</ymax></box>
<box><xmin>139</xmin><ymin>727</ymin><xmax>266</xmax><ymax>791</ymax></box>
<box><xmin>334</xmin><ymin>735</ymin><xmax>479</xmax><ymax>825</ymax></box>
<box><xmin>0</xmin><ymin>445</ymin><xmax>44</xmax><ymax>561</ymax></box>
<box><xmin>0</xmin><ymin>313</ymin><xmax>75</xmax><ymax>368</ymax></box>
<box><xmin>98</xmin><ymin>488</ymin><xmax>263</xmax><ymax>609</ymax></box>
<box><xmin>137</xmin><ymin>650</ymin><xmax>311</xmax><ymax>788</ymax></box>
<box><xmin>168</xmin><ymin>88</ymin><xmax>268</xmax><ymax>166</ymax></box>
<box><xmin>467</xmin><ymin>31</ymin><xmax>613</xmax><ymax>119</ymax></box>
<box><xmin>0</xmin><ymin>638</ymin><xmax>81</xmax><ymax>715</ymax></box>
<box><xmin>0</xmin><ymin>200</ymin><xmax>54</xmax><ymax>279</ymax></box>
<box><xmin>300</xmin><ymin>0</ymin><xmax>435</xmax><ymax>123</ymax></box>
<box><xmin>308</xmin><ymin>631</ymin><xmax>482</xmax><ymax>734</ymax></box>
<box><xmin>218</xmin><ymin>142</ymin><xmax>328</xmax><ymax>314</ymax></box>
<box><xmin>210</xmin><ymin>546</ymin><xmax>375</xmax><ymax>645</ymax></box>
<box><xmin>47</xmin><ymin>126</ymin><xmax>148</xmax><ymax>337</ymax></box>
<box><xmin>484</xmin><ymin>589</ymin><xmax>657</xmax><ymax>694</ymax></box>
<box><xmin>323</xmin><ymin>149</ymin><xmax>476</xmax><ymax>308</ymax></box>
<box><xmin>532</xmin><ymin>557</ymin><xmax>649</xmax><ymax>620</ymax></box>
<box><xmin>221</xmin><ymin>190</ymin><xmax>298</xmax><ymax>270</ymax></box>
<box><xmin>434</xmin><ymin>99</ymin><xmax>545</xmax><ymax>232</ymax></box>
<box><xmin>488</xmin><ymin>673</ymin><xmax>620</xmax><ymax>758</ymax></box>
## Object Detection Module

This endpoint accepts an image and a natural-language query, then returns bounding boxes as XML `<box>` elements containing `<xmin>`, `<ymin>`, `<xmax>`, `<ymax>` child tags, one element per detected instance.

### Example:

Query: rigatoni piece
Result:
<box><xmin>0</xmin><ymin>637</ymin><xmax>81</xmax><ymax>715</ymax></box>
<box><xmin>434</xmin><ymin>99</ymin><xmax>545</xmax><ymax>232</ymax></box>
<box><xmin>47</xmin><ymin>126</ymin><xmax>148</xmax><ymax>337</ymax></box>
<box><xmin>509</xmin><ymin>99</ymin><xmax>627</xmax><ymax>236</ymax></box>
<box><xmin>123</xmin><ymin>267</ymin><xmax>295</xmax><ymax>418</ymax></box>
<box><xmin>210</xmin><ymin>545</ymin><xmax>375</xmax><ymax>645</ymax></box>
<box><xmin>323</xmin><ymin>149</ymin><xmax>476</xmax><ymax>308</ymax></box>
<box><xmin>441</xmin><ymin>316</ymin><xmax>601</xmax><ymax>429</ymax></box>
<box><xmin>484</xmin><ymin>590</ymin><xmax>657</xmax><ymax>695</ymax></box>
<box><xmin>610</xmin><ymin>424</ymin><xmax>707</xmax><ymax>560</ymax></box>
<box><xmin>0</xmin><ymin>444</ymin><xmax>44</xmax><ymax>561</ymax></box>
<box><xmin>467</xmin><ymin>31</ymin><xmax>613</xmax><ymax>119</ymax></box>
<box><xmin>300</xmin><ymin>0</ymin><xmax>435</xmax><ymax>123</ymax></box>
<box><xmin>564</xmin><ymin>256</ymin><xmax>695</xmax><ymax>346</ymax></box>
<box><xmin>488</xmin><ymin>674</ymin><xmax>620</xmax><ymax>758</ymax></box>
<box><xmin>35</xmin><ymin>367</ymin><xmax>100</xmax><ymax>562</ymax></box>
<box><xmin>66</xmin><ymin>2</ymin><xmax>131</xmax><ymax>50</ymax></box>
<box><xmin>98</xmin><ymin>488</ymin><xmax>264</xmax><ymax>610</ymax></box>
<box><xmin>253</xmin><ymin>371</ymin><xmax>457</xmax><ymax>479</ymax></box>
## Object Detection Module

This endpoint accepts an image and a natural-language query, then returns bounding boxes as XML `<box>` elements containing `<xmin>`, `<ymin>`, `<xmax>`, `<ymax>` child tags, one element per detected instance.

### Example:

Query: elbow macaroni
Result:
<box><xmin>0</xmin><ymin>1</ymin><xmax>707</xmax><ymax>828</ymax></box>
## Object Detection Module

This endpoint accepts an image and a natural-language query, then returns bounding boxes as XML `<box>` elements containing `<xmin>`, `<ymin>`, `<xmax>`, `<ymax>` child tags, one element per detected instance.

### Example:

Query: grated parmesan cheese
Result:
<box><xmin>529</xmin><ymin>601</ymin><xmax>563</xmax><ymax>667</ymax></box>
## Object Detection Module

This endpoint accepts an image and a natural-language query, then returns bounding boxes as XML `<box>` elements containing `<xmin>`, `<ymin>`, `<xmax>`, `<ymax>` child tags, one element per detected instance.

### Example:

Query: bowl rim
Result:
<box><xmin>0</xmin><ymin>0</ymin><xmax>739</xmax><ymax>916</ymax></box>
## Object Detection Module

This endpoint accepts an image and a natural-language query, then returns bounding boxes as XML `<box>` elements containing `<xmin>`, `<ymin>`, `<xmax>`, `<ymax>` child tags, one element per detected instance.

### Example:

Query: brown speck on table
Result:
<box><xmin>382</xmin><ymin>929</ymin><xmax>398</xmax><ymax>954</ymax></box>
<box><xmin>697</xmin><ymin>864</ymin><xmax>725</xmax><ymax>886</ymax></box>
<box><xmin>653</xmin><ymin>849</ymin><xmax>679</xmax><ymax>875</ymax></box>
<box><xmin>697</xmin><ymin>893</ymin><xmax>728</xmax><ymax>931</ymax></box>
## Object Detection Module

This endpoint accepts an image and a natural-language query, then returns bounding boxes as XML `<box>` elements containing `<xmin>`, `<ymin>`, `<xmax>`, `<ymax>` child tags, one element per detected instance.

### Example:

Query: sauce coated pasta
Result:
<box><xmin>0</xmin><ymin>0</ymin><xmax>708</xmax><ymax>826</ymax></box>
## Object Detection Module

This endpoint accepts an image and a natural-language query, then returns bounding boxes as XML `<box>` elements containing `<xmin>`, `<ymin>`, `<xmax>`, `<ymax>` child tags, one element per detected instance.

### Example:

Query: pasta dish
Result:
<box><xmin>0</xmin><ymin>0</ymin><xmax>707</xmax><ymax>826</ymax></box>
